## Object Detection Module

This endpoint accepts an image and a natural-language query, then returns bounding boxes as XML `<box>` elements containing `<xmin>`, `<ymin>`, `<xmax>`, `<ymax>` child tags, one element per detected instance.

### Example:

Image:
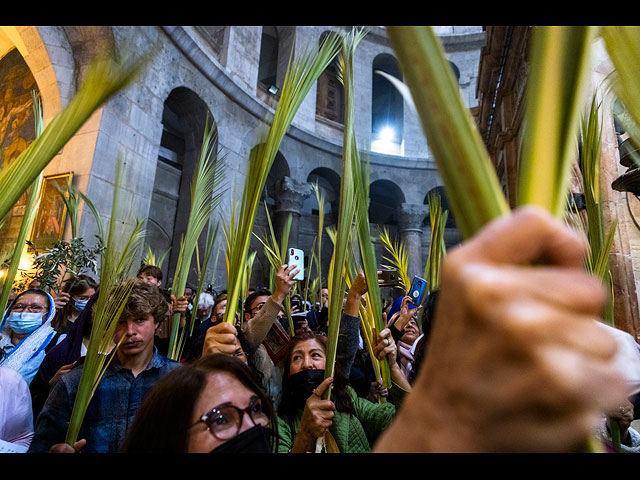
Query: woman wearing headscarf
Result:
<box><xmin>0</xmin><ymin>288</ymin><xmax>57</xmax><ymax>385</ymax></box>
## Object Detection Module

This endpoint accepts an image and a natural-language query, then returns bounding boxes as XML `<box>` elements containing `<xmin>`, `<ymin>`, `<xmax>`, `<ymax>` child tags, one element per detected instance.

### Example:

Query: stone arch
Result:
<box><xmin>369</xmin><ymin>179</ymin><xmax>406</xmax><ymax>226</ymax></box>
<box><xmin>449</xmin><ymin>61</ymin><xmax>461</xmax><ymax>83</ymax></box>
<box><xmin>146</xmin><ymin>86</ymin><xmax>214</xmax><ymax>284</ymax></box>
<box><xmin>264</xmin><ymin>151</ymin><xmax>291</xmax><ymax>205</ymax></box>
<box><xmin>0</xmin><ymin>27</ymin><xmax>70</xmax><ymax>129</ymax></box>
<box><xmin>303</xmin><ymin>167</ymin><xmax>341</xmax><ymax>221</ymax></box>
<box><xmin>372</xmin><ymin>53</ymin><xmax>404</xmax><ymax>155</ymax></box>
<box><xmin>423</xmin><ymin>185</ymin><xmax>456</xmax><ymax>229</ymax></box>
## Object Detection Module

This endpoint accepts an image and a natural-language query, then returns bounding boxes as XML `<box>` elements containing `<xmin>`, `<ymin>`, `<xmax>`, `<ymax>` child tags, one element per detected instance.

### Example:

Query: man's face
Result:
<box><xmin>244</xmin><ymin>295</ymin><xmax>269</xmax><ymax>323</ymax></box>
<box><xmin>213</xmin><ymin>299</ymin><xmax>227</xmax><ymax>322</ymax></box>
<box><xmin>113</xmin><ymin>313</ymin><xmax>158</xmax><ymax>358</ymax></box>
<box><xmin>139</xmin><ymin>273</ymin><xmax>161</xmax><ymax>287</ymax></box>
<box><xmin>184</xmin><ymin>288</ymin><xmax>194</xmax><ymax>302</ymax></box>
<box><xmin>321</xmin><ymin>288</ymin><xmax>329</xmax><ymax>306</ymax></box>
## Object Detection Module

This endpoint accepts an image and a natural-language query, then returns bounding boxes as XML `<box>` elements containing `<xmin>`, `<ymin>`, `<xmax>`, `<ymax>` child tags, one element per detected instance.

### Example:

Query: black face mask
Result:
<box><xmin>288</xmin><ymin>368</ymin><xmax>325</xmax><ymax>409</ymax></box>
<box><xmin>209</xmin><ymin>425</ymin><xmax>272</xmax><ymax>454</ymax></box>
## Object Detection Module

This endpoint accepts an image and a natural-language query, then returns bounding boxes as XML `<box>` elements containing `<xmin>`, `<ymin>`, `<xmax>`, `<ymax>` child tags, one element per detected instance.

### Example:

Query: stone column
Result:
<box><xmin>396</xmin><ymin>203</ymin><xmax>428</xmax><ymax>281</ymax></box>
<box><xmin>271</xmin><ymin>176</ymin><xmax>312</xmax><ymax>252</ymax></box>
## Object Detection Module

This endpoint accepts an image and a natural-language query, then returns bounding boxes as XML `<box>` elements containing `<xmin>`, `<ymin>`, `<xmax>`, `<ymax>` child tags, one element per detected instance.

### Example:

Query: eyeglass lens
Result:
<box><xmin>12</xmin><ymin>303</ymin><xmax>45</xmax><ymax>312</ymax></box>
<box><xmin>203</xmin><ymin>398</ymin><xmax>269</xmax><ymax>440</ymax></box>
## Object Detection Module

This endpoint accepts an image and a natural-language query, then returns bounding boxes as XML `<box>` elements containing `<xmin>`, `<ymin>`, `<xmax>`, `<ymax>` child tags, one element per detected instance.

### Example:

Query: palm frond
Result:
<box><xmin>324</xmin><ymin>27</ymin><xmax>371</xmax><ymax>393</ymax></box>
<box><xmin>424</xmin><ymin>190</ymin><xmax>448</xmax><ymax>293</ymax></box>
<box><xmin>254</xmin><ymin>202</ymin><xmax>295</xmax><ymax>335</ymax></box>
<box><xmin>65</xmin><ymin>158</ymin><xmax>145</xmax><ymax>446</ymax></box>
<box><xmin>579</xmin><ymin>91</ymin><xmax>617</xmax><ymax>325</ymax></box>
<box><xmin>385</xmin><ymin>26</ymin><xmax>510</xmax><ymax>240</ymax></box>
<box><xmin>167</xmin><ymin>118</ymin><xmax>226</xmax><ymax>359</ymax></box>
<box><xmin>0</xmin><ymin>91</ymin><xmax>45</xmax><ymax>316</ymax></box>
<box><xmin>378</xmin><ymin>226</ymin><xmax>410</xmax><ymax>292</ymax></box>
<box><xmin>518</xmin><ymin>26</ymin><xmax>596</xmax><ymax>216</ymax></box>
<box><xmin>311</xmin><ymin>182</ymin><xmax>326</xmax><ymax>290</ymax></box>
<box><xmin>222</xmin><ymin>32</ymin><xmax>341</xmax><ymax>326</ymax></box>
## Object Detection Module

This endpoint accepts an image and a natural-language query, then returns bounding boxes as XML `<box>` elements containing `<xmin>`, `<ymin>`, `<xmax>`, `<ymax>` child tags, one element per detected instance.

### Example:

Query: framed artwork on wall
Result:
<box><xmin>30</xmin><ymin>172</ymin><xmax>73</xmax><ymax>251</ymax></box>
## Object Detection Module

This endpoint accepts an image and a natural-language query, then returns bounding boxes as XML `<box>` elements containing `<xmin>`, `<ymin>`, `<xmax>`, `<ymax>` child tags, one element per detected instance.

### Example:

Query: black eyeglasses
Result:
<box><xmin>195</xmin><ymin>396</ymin><xmax>269</xmax><ymax>440</ymax></box>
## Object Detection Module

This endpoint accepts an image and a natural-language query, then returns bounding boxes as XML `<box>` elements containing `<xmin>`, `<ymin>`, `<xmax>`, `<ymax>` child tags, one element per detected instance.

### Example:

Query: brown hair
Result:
<box><xmin>121</xmin><ymin>280</ymin><xmax>168</xmax><ymax>324</ymax></box>
<box><xmin>136</xmin><ymin>264</ymin><xmax>163</xmax><ymax>283</ymax></box>
<box><xmin>52</xmin><ymin>275</ymin><xmax>98</xmax><ymax>333</ymax></box>
<box><xmin>120</xmin><ymin>354</ymin><xmax>279</xmax><ymax>453</ymax></box>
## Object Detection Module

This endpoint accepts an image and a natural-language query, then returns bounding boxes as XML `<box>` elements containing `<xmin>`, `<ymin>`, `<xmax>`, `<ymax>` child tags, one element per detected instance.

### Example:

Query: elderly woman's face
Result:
<box><xmin>288</xmin><ymin>338</ymin><xmax>326</xmax><ymax>376</ymax></box>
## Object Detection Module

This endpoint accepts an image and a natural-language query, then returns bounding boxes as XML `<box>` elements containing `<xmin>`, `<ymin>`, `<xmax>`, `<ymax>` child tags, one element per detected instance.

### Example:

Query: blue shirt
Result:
<box><xmin>28</xmin><ymin>348</ymin><xmax>180</xmax><ymax>453</ymax></box>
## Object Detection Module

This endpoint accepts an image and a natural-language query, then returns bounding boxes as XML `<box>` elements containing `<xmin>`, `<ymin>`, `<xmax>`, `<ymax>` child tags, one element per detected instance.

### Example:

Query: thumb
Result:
<box><xmin>314</xmin><ymin>376</ymin><xmax>334</xmax><ymax>398</ymax></box>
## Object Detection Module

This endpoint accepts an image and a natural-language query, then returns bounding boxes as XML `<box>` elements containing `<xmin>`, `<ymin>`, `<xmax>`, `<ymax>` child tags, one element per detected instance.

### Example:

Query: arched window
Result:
<box><xmin>148</xmin><ymin>87</ymin><xmax>212</xmax><ymax>283</ymax></box>
<box><xmin>369</xmin><ymin>179</ymin><xmax>405</xmax><ymax>225</ymax></box>
<box><xmin>449</xmin><ymin>61</ymin><xmax>461</xmax><ymax>83</ymax></box>
<box><xmin>258</xmin><ymin>26</ymin><xmax>279</xmax><ymax>91</ymax></box>
<box><xmin>316</xmin><ymin>31</ymin><xmax>344</xmax><ymax>124</ymax></box>
<box><xmin>372</xmin><ymin>54</ymin><xmax>403</xmax><ymax>155</ymax></box>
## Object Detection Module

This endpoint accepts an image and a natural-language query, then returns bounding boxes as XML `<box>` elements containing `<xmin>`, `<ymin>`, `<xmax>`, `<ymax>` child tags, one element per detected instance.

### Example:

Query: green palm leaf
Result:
<box><xmin>167</xmin><ymin>118</ymin><xmax>226</xmax><ymax>359</ymax></box>
<box><xmin>0</xmin><ymin>91</ymin><xmax>45</xmax><ymax>316</ymax></box>
<box><xmin>65</xmin><ymin>158</ymin><xmax>145</xmax><ymax>446</ymax></box>
<box><xmin>518</xmin><ymin>26</ymin><xmax>596</xmax><ymax>216</ymax></box>
<box><xmin>222</xmin><ymin>32</ymin><xmax>341</xmax><ymax>326</ymax></box>
<box><xmin>323</xmin><ymin>27</ymin><xmax>371</xmax><ymax>393</ymax></box>
<box><xmin>424</xmin><ymin>190</ymin><xmax>448</xmax><ymax>293</ymax></box>
<box><xmin>386</xmin><ymin>26</ymin><xmax>510</xmax><ymax>240</ymax></box>
<box><xmin>254</xmin><ymin>202</ymin><xmax>294</xmax><ymax>335</ymax></box>
<box><xmin>378</xmin><ymin>226</ymin><xmax>410</xmax><ymax>292</ymax></box>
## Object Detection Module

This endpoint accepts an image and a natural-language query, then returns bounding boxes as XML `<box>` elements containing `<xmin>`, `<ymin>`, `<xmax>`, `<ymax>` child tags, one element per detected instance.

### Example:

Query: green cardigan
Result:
<box><xmin>275</xmin><ymin>387</ymin><xmax>397</xmax><ymax>453</ymax></box>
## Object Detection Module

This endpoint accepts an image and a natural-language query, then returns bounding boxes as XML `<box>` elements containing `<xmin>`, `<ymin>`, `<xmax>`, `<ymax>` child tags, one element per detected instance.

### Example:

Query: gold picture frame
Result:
<box><xmin>30</xmin><ymin>172</ymin><xmax>73</xmax><ymax>251</ymax></box>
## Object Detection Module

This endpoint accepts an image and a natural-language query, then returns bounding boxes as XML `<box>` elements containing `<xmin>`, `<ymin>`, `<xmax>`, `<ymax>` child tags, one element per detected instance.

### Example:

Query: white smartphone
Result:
<box><xmin>288</xmin><ymin>248</ymin><xmax>304</xmax><ymax>281</ymax></box>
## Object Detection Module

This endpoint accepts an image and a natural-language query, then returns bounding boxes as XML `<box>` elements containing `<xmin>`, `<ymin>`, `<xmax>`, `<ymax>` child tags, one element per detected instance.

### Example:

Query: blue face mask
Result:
<box><xmin>6</xmin><ymin>311</ymin><xmax>44</xmax><ymax>334</ymax></box>
<box><xmin>74</xmin><ymin>299</ymin><xmax>89</xmax><ymax>311</ymax></box>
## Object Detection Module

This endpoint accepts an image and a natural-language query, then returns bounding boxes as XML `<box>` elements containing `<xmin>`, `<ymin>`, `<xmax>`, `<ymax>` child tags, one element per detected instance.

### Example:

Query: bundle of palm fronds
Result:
<box><xmin>65</xmin><ymin>159</ymin><xmax>145</xmax><ymax>446</ymax></box>
<box><xmin>575</xmin><ymin>93</ymin><xmax>617</xmax><ymax>325</ymax></box>
<box><xmin>424</xmin><ymin>190</ymin><xmax>448</xmax><ymax>293</ymax></box>
<box><xmin>327</xmin><ymin>225</ymin><xmax>386</xmax><ymax>404</ymax></box>
<box><xmin>221</xmin><ymin>32</ymin><xmax>341</xmax><ymax>327</ymax></box>
<box><xmin>0</xmin><ymin>91</ymin><xmax>45</xmax><ymax>316</ymax></box>
<box><xmin>322</xmin><ymin>28</ymin><xmax>369</xmax><ymax>398</ymax></box>
<box><xmin>378</xmin><ymin>226</ymin><xmax>410</xmax><ymax>293</ymax></box>
<box><xmin>385</xmin><ymin>24</ymin><xmax>605</xmax><ymax>452</ymax></box>
<box><xmin>254</xmin><ymin>202</ymin><xmax>294</xmax><ymax>335</ymax></box>
<box><xmin>167</xmin><ymin>119</ymin><xmax>226</xmax><ymax>360</ymax></box>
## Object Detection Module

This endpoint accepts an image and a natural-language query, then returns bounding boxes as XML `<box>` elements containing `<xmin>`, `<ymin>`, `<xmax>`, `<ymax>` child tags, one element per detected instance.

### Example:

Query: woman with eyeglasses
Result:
<box><xmin>120</xmin><ymin>353</ymin><xmax>279</xmax><ymax>453</ymax></box>
<box><xmin>0</xmin><ymin>289</ymin><xmax>57</xmax><ymax>385</ymax></box>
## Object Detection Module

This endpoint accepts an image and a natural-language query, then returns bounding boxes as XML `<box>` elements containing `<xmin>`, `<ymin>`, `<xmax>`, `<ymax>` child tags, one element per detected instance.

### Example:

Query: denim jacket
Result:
<box><xmin>28</xmin><ymin>348</ymin><xmax>180</xmax><ymax>453</ymax></box>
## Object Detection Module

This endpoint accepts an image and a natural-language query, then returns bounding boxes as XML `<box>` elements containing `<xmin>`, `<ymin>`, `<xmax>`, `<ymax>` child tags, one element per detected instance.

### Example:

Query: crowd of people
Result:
<box><xmin>1</xmin><ymin>206</ymin><xmax>640</xmax><ymax>453</ymax></box>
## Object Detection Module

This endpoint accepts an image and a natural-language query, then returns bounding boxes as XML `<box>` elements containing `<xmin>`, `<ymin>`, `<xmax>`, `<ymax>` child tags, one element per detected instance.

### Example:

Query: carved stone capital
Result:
<box><xmin>272</xmin><ymin>176</ymin><xmax>312</xmax><ymax>216</ymax></box>
<box><xmin>396</xmin><ymin>203</ymin><xmax>428</xmax><ymax>234</ymax></box>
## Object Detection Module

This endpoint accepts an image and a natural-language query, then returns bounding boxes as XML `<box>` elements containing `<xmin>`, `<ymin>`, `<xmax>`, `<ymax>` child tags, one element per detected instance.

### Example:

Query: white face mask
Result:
<box><xmin>6</xmin><ymin>311</ymin><xmax>44</xmax><ymax>334</ymax></box>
